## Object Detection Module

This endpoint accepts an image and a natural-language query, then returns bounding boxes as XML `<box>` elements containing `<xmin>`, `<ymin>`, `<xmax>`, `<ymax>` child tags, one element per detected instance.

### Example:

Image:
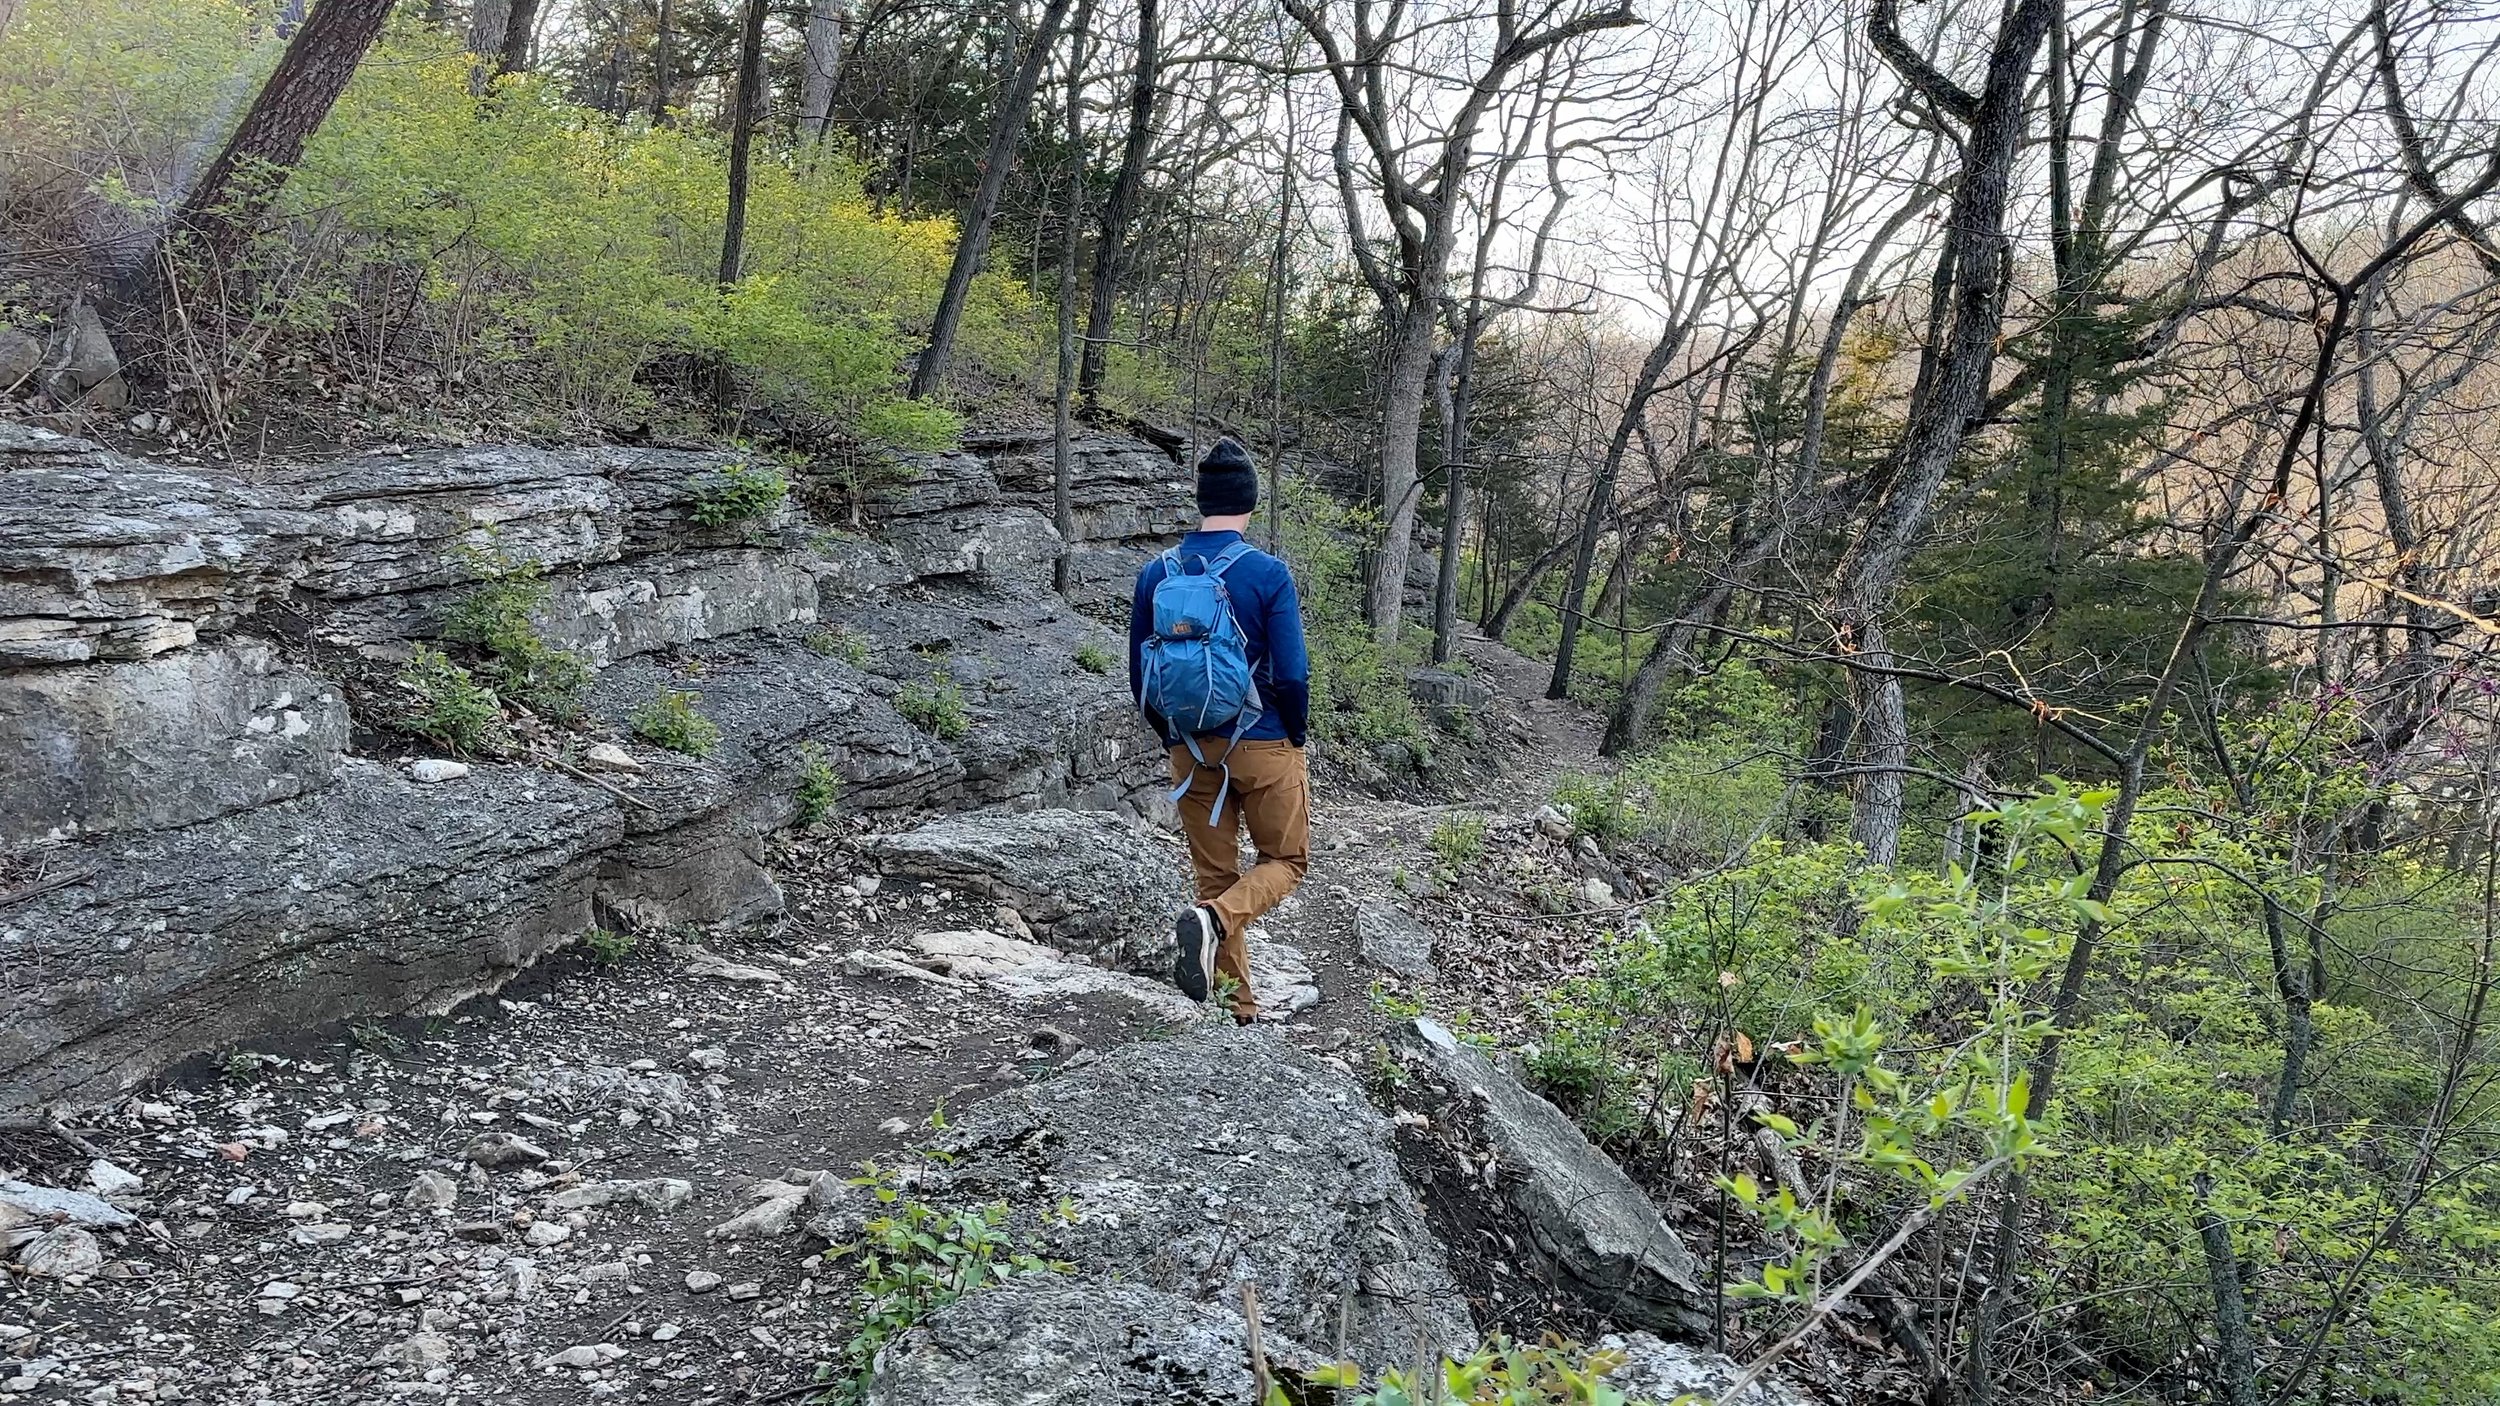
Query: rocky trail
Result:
<box><xmin>0</xmin><ymin>629</ymin><xmax>1719</xmax><ymax>1406</ymax></box>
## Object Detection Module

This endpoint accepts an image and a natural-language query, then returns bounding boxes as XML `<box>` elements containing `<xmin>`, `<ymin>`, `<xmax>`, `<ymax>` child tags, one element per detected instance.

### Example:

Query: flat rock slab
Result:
<box><xmin>865</xmin><ymin>1277</ymin><xmax>1319</xmax><ymax>1406</ymax></box>
<box><xmin>916</xmin><ymin>1024</ymin><xmax>1475</xmax><ymax>1366</ymax></box>
<box><xmin>0</xmin><ymin>641</ymin><xmax>347</xmax><ymax>846</ymax></box>
<box><xmin>1387</xmin><ymin>1018</ymin><xmax>1711</xmax><ymax>1340</ymax></box>
<box><xmin>864</xmin><ymin>809</ymin><xmax>1188</xmax><ymax>971</ymax></box>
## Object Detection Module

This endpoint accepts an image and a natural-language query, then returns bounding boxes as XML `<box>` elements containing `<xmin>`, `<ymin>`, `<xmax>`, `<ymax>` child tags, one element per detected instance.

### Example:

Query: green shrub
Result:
<box><xmin>807</xmin><ymin>626</ymin><xmax>873</xmax><ymax>666</ymax></box>
<box><xmin>1327</xmin><ymin>1337</ymin><xmax>1651</xmax><ymax>1406</ymax></box>
<box><xmin>0</xmin><ymin>7</ymin><xmax>1041</xmax><ymax>433</ymax></box>
<box><xmin>1276</xmin><ymin>479</ymin><xmax>1429</xmax><ymax>751</ymax></box>
<box><xmin>581</xmin><ymin>927</ymin><xmax>635</xmax><ymax>963</ymax></box>
<box><xmin>829</xmin><ymin>1166</ymin><xmax>1060</xmax><ymax>1402</ymax></box>
<box><xmin>398</xmin><ymin>644</ymin><xmax>505</xmax><ymax>752</ymax></box>
<box><xmin>630</xmin><ymin>688</ymin><xmax>721</xmax><ymax>756</ymax></box>
<box><xmin>896</xmin><ymin>674</ymin><xmax>970</xmax><ymax>740</ymax></box>
<box><xmin>795</xmin><ymin>742</ymin><xmax>838</xmax><ymax>825</ymax></box>
<box><xmin>686</xmin><ymin>461</ymin><xmax>789</xmax><ymax>528</ymax></box>
<box><xmin>1073</xmin><ymin>640</ymin><xmax>1116</xmax><ymax>675</ymax></box>
<box><xmin>441</xmin><ymin>548</ymin><xmax>590</xmax><ymax>721</ymax></box>
<box><xmin>1428</xmin><ymin>813</ymin><xmax>1488</xmax><ymax>871</ymax></box>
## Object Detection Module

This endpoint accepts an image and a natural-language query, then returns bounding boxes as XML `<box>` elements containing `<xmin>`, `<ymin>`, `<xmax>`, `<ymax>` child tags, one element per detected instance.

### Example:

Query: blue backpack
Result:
<box><xmin>1139</xmin><ymin>540</ymin><xmax>1263</xmax><ymax>820</ymax></box>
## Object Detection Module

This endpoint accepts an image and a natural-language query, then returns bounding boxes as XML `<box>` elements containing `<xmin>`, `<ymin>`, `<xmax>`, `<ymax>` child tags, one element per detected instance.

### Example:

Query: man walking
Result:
<box><xmin>1129</xmin><ymin>437</ymin><xmax>1311</xmax><ymax>1024</ymax></box>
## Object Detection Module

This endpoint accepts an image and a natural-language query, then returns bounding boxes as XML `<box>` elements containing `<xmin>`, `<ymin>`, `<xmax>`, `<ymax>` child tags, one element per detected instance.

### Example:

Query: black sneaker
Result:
<box><xmin>1173</xmin><ymin>905</ymin><xmax>1218</xmax><ymax>1003</ymax></box>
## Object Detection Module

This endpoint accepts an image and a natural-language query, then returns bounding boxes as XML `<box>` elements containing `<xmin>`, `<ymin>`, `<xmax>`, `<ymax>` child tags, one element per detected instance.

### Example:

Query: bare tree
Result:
<box><xmin>908</xmin><ymin>0</ymin><xmax>1080</xmax><ymax>399</ymax></box>
<box><xmin>1284</xmin><ymin>0</ymin><xmax>1637</xmax><ymax>642</ymax></box>
<box><xmin>716</xmin><ymin>0</ymin><xmax>770</xmax><ymax>292</ymax></box>
<box><xmin>1828</xmin><ymin>0</ymin><xmax>2057</xmax><ymax>867</ymax></box>
<box><xmin>1077</xmin><ymin>0</ymin><xmax>1162</xmax><ymax>412</ymax></box>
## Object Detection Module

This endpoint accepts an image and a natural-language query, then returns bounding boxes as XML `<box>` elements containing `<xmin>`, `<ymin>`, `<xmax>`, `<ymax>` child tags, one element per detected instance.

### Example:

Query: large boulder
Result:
<box><xmin>866</xmin><ymin>1278</ymin><xmax>1320</xmax><ymax>1406</ymax></box>
<box><xmin>1387</xmin><ymin>1018</ymin><xmax>1712</xmax><ymax>1341</ymax></box>
<box><xmin>0</xmin><ymin>642</ymin><xmax>348</xmax><ymax>845</ymax></box>
<box><xmin>913</xmin><ymin>1024</ymin><xmax>1476</xmax><ymax>1366</ymax></box>
<box><xmin>863</xmin><ymin>809</ymin><xmax>1188</xmax><ymax>970</ymax></box>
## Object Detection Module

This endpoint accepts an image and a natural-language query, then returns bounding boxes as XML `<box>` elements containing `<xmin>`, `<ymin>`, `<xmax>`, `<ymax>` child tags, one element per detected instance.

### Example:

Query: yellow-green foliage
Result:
<box><xmin>0</xmin><ymin>3</ymin><xmax>1036</xmax><ymax>435</ymax></box>
<box><xmin>1277</xmin><ymin>478</ymin><xmax>1429</xmax><ymax>750</ymax></box>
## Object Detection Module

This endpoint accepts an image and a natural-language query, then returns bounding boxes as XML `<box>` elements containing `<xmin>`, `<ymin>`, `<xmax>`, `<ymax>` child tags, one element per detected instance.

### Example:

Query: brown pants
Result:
<box><xmin>1168</xmin><ymin>739</ymin><xmax>1311</xmax><ymax>1018</ymax></box>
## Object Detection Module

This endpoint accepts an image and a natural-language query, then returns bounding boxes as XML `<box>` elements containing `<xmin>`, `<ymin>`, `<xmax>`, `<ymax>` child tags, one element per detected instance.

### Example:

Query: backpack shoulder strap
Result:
<box><xmin>1204</xmin><ymin>539</ymin><xmax>1256</xmax><ymax>578</ymax></box>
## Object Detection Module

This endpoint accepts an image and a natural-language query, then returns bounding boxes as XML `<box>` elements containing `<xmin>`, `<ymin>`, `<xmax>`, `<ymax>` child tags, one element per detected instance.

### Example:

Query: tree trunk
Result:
<box><xmin>496</xmin><ymin>0</ymin><xmax>543</xmax><ymax>76</ymax></box>
<box><xmin>1049</xmin><ymin>0</ymin><xmax>1091</xmax><ymax>596</ymax></box>
<box><xmin>152</xmin><ymin>0</ymin><xmax>400</xmax><ymax>295</ymax></box>
<box><xmin>1484</xmin><ymin>534</ymin><xmax>1579</xmax><ymax>642</ymax></box>
<box><xmin>1367</xmin><ymin>300</ymin><xmax>1439</xmax><ymax>642</ymax></box>
<box><xmin>908</xmin><ymin>0</ymin><xmax>1078</xmax><ymax>400</ymax></box>
<box><xmin>1078</xmin><ymin>0</ymin><xmax>1161</xmax><ymax>411</ymax></box>
<box><xmin>799</xmin><ymin>0</ymin><xmax>844</xmax><ymax>142</ymax></box>
<box><xmin>649</xmin><ymin>0</ymin><xmax>673</xmax><ymax>122</ymax></box>
<box><xmin>1838</xmin><ymin>0</ymin><xmax>2057</xmax><ymax>868</ymax></box>
<box><xmin>1265</xmin><ymin>107</ymin><xmax>1294</xmax><ymax>554</ymax></box>
<box><xmin>716</xmin><ymin>0</ymin><xmax>769</xmax><ymax>291</ymax></box>
<box><xmin>1431</xmin><ymin>323</ymin><xmax>1480</xmax><ymax>664</ymax></box>
<box><xmin>2193</xmin><ymin>1173</ymin><xmax>2261</xmax><ymax>1406</ymax></box>
<box><xmin>1547</xmin><ymin>318</ymin><xmax>1691</xmax><ymax>697</ymax></box>
<box><xmin>467</xmin><ymin>0</ymin><xmax>510</xmax><ymax>57</ymax></box>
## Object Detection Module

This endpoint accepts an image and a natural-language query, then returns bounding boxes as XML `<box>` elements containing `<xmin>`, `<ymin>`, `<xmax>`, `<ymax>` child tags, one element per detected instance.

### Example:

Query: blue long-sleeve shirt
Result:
<box><xmin>1129</xmin><ymin>530</ymin><xmax>1311</xmax><ymax>746</ymax></box>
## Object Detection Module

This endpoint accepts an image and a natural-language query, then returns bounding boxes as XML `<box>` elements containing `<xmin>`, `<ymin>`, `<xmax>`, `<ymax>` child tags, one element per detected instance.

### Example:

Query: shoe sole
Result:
<box><xmin>1173</xmin><ymin>907</ymin><xmax>1215</xmax><ymax>1003</ymax></box>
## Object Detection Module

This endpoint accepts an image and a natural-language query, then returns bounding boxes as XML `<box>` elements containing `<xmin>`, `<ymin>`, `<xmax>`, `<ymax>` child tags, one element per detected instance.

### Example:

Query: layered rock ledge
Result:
<box><xmin>0</xmin><ymin>421</ymin><xmax>1191</xmax><ymax>1118</ymax></box>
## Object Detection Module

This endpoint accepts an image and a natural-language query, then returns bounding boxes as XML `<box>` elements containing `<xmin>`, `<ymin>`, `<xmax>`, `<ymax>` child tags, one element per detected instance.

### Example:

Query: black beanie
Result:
<box><xmin>1196</xmin><ymin>437</ymin><xmax>1258</xmax><ymax>517</ymax></box>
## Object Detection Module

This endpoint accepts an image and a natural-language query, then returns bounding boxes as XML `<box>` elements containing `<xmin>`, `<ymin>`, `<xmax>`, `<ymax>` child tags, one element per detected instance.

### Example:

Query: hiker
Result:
<box><xmin>1129</xmin><ymin>437</ymin><xmax>1311</xmax><ymax>1024</ymax></box>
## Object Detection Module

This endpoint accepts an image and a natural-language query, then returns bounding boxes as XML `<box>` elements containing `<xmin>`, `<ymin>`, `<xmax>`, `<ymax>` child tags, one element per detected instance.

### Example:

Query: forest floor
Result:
<box><xmin>0</xmin><ymin>631</ymin><xmax>1640</xmax><ymax>1406</ymax></box>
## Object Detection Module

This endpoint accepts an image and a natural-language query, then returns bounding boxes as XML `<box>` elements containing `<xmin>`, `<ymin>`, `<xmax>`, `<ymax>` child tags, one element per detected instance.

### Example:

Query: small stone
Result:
<box><xmin>408</xmin><ymin>758</ymin><xmax>471</xmax><ymax>784</ymax></box>
<box><xmin>1534</xmin><ymin>803</ymin><xmax>1572</xmax><ymax>840</ymax></box>
<box><xmin>683</xmin><ymin>1270</ymin><xmax>723</xmax><ymax>1295</ymax></box>
<box><xmin>580</xmin><ymin>742</ymin><xmax>644</xmax><ymax>774</ymax></box>
<box><xmin>650</xmin><ymin>1322</ymin><xmax>682</xmax><ymax>1343</ymax></box>
<box><xmin>852</xmin><ymin>874</ymin><xmax>881</xmax><ymax>897</ymax></box>
<box><xmin>876</xmin><ymin>1117</ymin><xmax>912</xmax><ymax>1137</ymax></box>
<box><xmin>256</xmin><ymin>1281</ymin><xmax>302</xmax><ymax>1300</ymax></box>
<box><xmin>452</xmin><ymin>1222</ymin><xmax>506</xmax><ymax>1244</ymax></box>
<box><xmin>461</xmin><ymin>1131</ymin><xmax>550</xmax><ymax>1169</ymax></box>
<box><xmin>15</xmin><ymin>1227</ymin><xmax>103</xmax><ymax>1279</ymax></box>
<box><xmin>1579</xmin><ymin>877</ymin><xmax>1616</xmax><ymax>908</ymax></box>
<box><xmin>686</xmin><ymin>1047</ymin><xmax>729</xmax><ymax>1072</ymax></box>
<box><xmin>289</xmin><ymin>1222</ymin><xmax>352</xmax><ymax>1246</ymax></box>
<box><xmin>283</xmin><ymin>1200</ymin><xmax>329</xmax><ymax>1220</ymax></box>
<box><xmin>85</xmin><ymin>1161</ymin><xmax>144</xmax><ymax>1200</ymax></box>
<box><xmin>524</xmin><ymin>1220</ymin><xmax>571</xmax><ymax>1247</ymax></box>
<box><xmin>992</xmin><ymin>906</ymin><xmax>1034</xmax><ymax>940</ymax></box>
<box><xmin>534</xmin><ymin>1344</ymin><xmax>625</xmax><ymax>1370</ymax></box>
<box><xmin>723</xmin><ymin>1281</ymin><xmax>763</xmax><ymax>1301</ymax></box>
<box><xmin>1026</xmin><ymin>1025</ymin><xmax>1083</xmax><ymax>1056</ymax></box>
<box><xmin>405</xmin><ymin>1170</ymin><xmax>458</xmax><ymax>1210</ymax></box>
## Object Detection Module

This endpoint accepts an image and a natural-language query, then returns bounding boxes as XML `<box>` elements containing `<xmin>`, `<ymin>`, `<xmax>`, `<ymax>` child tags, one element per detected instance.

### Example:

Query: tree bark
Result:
<box><xmin>716</xmin><ymin>0</ymin><xmax>769</xmax><ymax>291</ymax></box>
<box><xmin>2193</xmin><ymin>1174</ymin><xmax>2261</xmax><ymax>1406</ymax></box>
<box><xmin>1078</xmin><ymin>0</ymin><xmax>1161</xmax><ymax>412</ymax></box>
<box><xmin>908</xmin><ymin>0</ymin><xmax>1079</xmax><ymax>400</ymax></box>
<box><xmin>467</xmin><ymin>0</ymin><xmax>510</xmax><ymax>57</ymax></box>
<box><xmin>152</xmin><ymin>0</ymin><xmax>400</xmax><ymax>295</ymax></box>
<box><xmin>799</xmin><ymin>0</ymin><xmax>844</xmax><ymax>142</ymax></box>
<box><xmin>1049</xmin><ymin>0</ymin><xmax>1092</xmax><ymax>596</ymax></box>
<box><xmin>1836</xmin><ymin>0</ymin><xmax>2057</xmax><ymax>868</ymax></box>
<box><xmin>495</xmin><ymin>0</ymin><xmax>543</xmax><ymax>76</ymax></box>
<box><xmin>649</xmin><ymin>0</ymin><xmax>673</xmax><ymax>122</ymax></box>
